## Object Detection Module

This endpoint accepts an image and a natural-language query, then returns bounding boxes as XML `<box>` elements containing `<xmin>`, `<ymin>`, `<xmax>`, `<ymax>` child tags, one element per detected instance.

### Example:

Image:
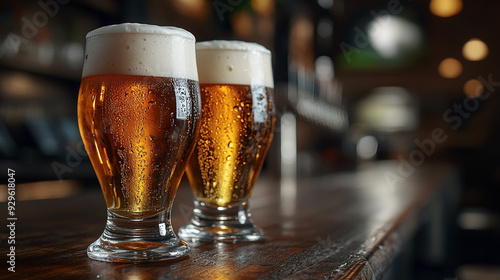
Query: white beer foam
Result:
<box><xmin>82</xmin><ymin>23</ymin><xmax>198</xmax><ymax>81</ymax></box>
<box><xmin>196</xmin><ymin>40</ymin><xmax>274</xmax><ymax>88</ymax></box>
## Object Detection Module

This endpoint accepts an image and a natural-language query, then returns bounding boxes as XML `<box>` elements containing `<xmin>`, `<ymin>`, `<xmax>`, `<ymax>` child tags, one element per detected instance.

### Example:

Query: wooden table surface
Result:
<box><xmin>0</xmin><ymin>162</ymin><xmax>456</xmax><ymax>279</ymax></box>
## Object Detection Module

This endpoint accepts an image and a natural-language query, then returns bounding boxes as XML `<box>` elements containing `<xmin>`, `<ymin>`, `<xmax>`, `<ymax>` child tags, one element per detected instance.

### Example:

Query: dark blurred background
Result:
<box><xmin>0</xmin><ymin>0</ymin><xmax>499</xmax><ymax>279</ymax></box>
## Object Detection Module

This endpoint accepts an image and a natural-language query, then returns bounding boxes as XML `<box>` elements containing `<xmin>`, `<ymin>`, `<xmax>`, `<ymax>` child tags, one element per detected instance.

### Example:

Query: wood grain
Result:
<box><xmin>0</xmin><ymin>162</ymin><xmax>456</xmax><ymax>279</ymax></box>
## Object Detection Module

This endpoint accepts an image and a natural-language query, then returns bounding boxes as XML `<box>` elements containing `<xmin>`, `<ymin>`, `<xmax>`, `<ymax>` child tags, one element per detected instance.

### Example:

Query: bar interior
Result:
<box><xmin>0</xmin><ymin>0</ymin><xmax>499</xmax><ymax>279</ymax></box>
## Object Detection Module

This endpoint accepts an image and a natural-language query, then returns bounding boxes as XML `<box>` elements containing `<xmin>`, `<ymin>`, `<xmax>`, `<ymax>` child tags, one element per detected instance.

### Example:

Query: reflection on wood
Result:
<box><xmin>1</xmin><ymin>162</ymin><xmax>457</xmax><ymax>279</ymax></box>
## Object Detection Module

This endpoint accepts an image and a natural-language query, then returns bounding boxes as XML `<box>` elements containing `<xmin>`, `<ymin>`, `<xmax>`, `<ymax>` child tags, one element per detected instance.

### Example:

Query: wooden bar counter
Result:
<box><xmin>1</xmin><ymin>162</ymin><xmax>457</xmax><ymax>279</ymax></box>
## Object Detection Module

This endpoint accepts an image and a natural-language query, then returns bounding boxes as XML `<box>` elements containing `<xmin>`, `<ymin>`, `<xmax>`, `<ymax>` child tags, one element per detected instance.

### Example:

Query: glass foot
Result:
<box><xmin>178</xmin><ymin>199</ymin><xmax>265</xmax><ymax>243</ymax></box>
<box><xmin>87</xmin><ymin>210</ymin><xmax>190</xmax><ymax>263</ymax></box>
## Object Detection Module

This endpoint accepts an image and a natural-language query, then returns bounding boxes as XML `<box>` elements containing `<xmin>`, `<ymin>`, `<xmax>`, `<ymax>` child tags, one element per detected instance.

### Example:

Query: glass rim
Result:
<box><xmin>196</xmin><ymin>40</ymin><xmax>271</xmax><ymax>54</ymax></box>
<box><xmin>86</xmin><ymin>23</ymin><xmax>195</xmax><ymax>41</ymax></box>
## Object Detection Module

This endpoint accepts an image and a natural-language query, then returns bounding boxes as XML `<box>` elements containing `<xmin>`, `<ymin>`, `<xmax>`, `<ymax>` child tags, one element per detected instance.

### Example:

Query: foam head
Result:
<box><xmin>196</xmin><ymin>40</ymin><xmax>274</xmax><ymax>88</ymax></box>
<box><xmin>82</xmin><ymin>23</ymin><xmax>198</xmax><ymax>81</ymax></box>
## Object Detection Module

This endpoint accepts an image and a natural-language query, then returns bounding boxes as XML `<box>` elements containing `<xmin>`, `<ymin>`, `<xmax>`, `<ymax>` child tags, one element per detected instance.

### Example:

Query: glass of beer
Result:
<box><xmin>178</xmin><ymin>40</ymin><xmax>275</xmax><ymax>242</ymax></box>
<box><xmin>77</xmin><ymin>23</ymin><xmax>200</xmax><ymax>262</ymax></box>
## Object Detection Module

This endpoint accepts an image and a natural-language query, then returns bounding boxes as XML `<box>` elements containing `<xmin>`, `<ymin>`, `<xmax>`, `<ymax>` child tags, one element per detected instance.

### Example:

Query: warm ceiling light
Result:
<box><xmin>231</xmin><ymin>11</ymin><xmax>254</xmax><ymax>38</ymax></box>
<box><xmin>464</xmin><ymin>79</ymin><xmax>485</xmax><ymax>98</ymax></box>
<box><xmin>438</xmin><ymin>58</ymin><xmax>462</xmax><ymax>78</ymax></box>
<box><xmin>172</xmin><ymin>0</ymin><xmax>209</xmax><ymax>19</ymax></box>
<box><xmin>430</xmin><ymin>0</ymin><xmax>463</xmax><ymax>17</ymax></box>
<box><xmin>462</xmin><ymin>38</ymin><xmax>489</xmax><ymax>61</ymax></box>
<box><xmin>251</xmin><ymin>0</ymin><xmax>274</xmax><ymax>16</ymax></box>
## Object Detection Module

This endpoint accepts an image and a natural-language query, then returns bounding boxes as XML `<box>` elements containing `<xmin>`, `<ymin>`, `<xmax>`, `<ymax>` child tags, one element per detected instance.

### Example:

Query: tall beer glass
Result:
<box><xmin>179</xmin><ymin>41</ymin><xmax>275</xmax><ymax>242</ymax></box>
<box><xmin>78</xmin><ymin>23</ymin><xmax>200</xmax><ymax>262</ymax></box>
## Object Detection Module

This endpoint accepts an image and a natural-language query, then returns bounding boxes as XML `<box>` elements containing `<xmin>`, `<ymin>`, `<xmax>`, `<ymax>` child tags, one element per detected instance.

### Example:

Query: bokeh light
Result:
<box><xmin>464</xmin><ymin>79</ymin><xmax>485</xmax><ymax>98</ymax></box>
<box><xmin>462</xmin><ymin>38</ymin><xmax>489</xmax><ymax>61</ymax></box>
<box><xmin>357</xmin><ymin>135</ymin><xmax>378</xmax><ymax>160</ymax></box>
<box><xmin>367</xmin><ymin>15</ymin><xmax>422</xmax><ymax>59</ymax></box>
<box><xmin>438</xmin><ymin>58</ymin><xmax>462</xmax><ymax>78</ymax></box>
<box><xmin>430</xmin><ymin>0</ymin><xmax>463</xmax><ymax>17</ymax></box>
<box><xmin>251</xmin><ymin>0</ymin><xmax>274</xmax><ymax>16</ymax></box>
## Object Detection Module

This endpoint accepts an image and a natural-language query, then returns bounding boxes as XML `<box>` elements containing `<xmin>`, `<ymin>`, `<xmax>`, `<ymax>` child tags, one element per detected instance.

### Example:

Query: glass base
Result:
<box><xmin>178</xmin><ymin>199</ymin><xmax>265</xmax><ymax>243</ymax></box>
<box><xmin>88</xmin><ymin>210</ymin><xmax>190</xmax><ymax>263</ymax></box>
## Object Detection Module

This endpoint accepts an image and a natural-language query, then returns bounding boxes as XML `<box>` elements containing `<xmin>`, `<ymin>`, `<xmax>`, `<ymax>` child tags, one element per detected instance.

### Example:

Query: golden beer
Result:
<box><xmin>179</xmin><ymin>40</ymin><xmax>275</xmax><ymax>242</ymax></box>
<box><xmin>78</xmin><ymin>74</ymin><xmax>199</xmax><ymax>218</ymax></box>
<box><xmin>79</xmin><ymin>23</ymin><xmax>199</xmax><ymax>262</ymax></box>
<box><xmin>186</xmin><ymin>84</ymin><xmax>275</xmax><ymax>207</ymax></box>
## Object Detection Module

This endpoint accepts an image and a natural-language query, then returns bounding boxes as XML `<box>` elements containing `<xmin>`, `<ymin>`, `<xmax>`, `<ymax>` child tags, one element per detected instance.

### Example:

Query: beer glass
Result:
<box><xmin>78</xmin><ymin>23</ymin><xmax>200</xmax><ymax>262</ymax></box>
<box><xmin>179</xmin><ymin>41</ymin><xmax>275</xmax><ymax>242</ymax></box>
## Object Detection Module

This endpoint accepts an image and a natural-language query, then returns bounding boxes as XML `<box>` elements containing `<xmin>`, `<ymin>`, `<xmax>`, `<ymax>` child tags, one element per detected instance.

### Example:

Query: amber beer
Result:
<box><xmin>186</xmin><ymin>83</ymin><xmax>275</xmax><ymax>206</ymax></box>
<box><xmin>78</xmin><ymin>75</ymin><xmax>199</xmax><ymax>217</ymax></box>
<box><xmin>79</xmin><ymin>23</ymin><xmax>199</xmax><ymax>262</ymax></box>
